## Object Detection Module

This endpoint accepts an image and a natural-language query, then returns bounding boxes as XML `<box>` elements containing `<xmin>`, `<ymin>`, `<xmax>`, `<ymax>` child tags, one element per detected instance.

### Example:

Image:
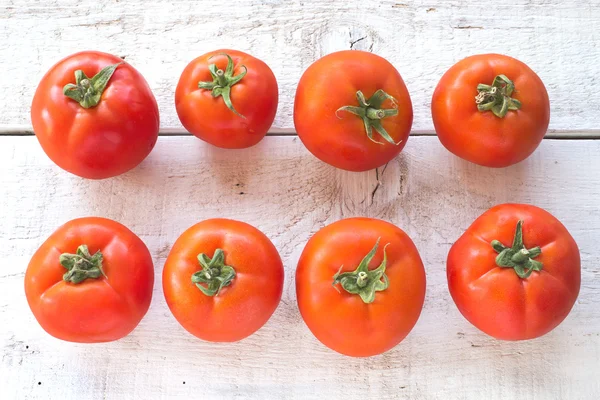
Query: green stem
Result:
<box><xmin>475</xmin><ymin>74</ymin><xmax>522</xmax><ymax>118</ymax></box>
<box><xmin>191</xmin><ymin>249</ymin><xmax>236</xmax><ymax>296</ymax></box>
<box><xmin>491</xmin><ymin>220</ymin><xmax>543</xmax><ymax>279</ymax></box>
<box><xmin>365</xmin><ymin>108</ymin><xmax>386</xmax><ymax>120</ymax></box>
<box><xmin>63</xmin><ymin>63</ymin><xmax>122</xmax><ymax>109</ymax></box>
<box><xmin>215</xmin><ymin>69</ymin><xmax>228</xmax><ymax>87</ymax></box>
<box><xmin>332</xmin><ymin>238</ymin><xmax>390</xmax><ymax>303</ymax></box>
<box><xmin>336</xmin><ymin>89</ymin><xmax>401</xmax><ymax>145</ymax></box>
<box><xmin>356</xmin><ymin>271</ymin><xmax>369</xmax><ymax>288</ymax></box>
<box><xmin>198</xmin><ymin>53</ymin><xmax>247</xmax><ymax>118</ymax></box>
<box><xmin>59</xmin><ymin>245</ymin><xmax>106</xmax><ymax>284</ymax></box>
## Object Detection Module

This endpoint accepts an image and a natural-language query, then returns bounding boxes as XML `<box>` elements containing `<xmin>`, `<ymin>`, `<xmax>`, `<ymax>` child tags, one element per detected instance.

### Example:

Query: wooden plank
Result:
<box><xmin>1</xmin><ymin>136</ymin><xmax>599</xmax><ymax>399</ymax></box>
<box><xmin>1</xmin><ymin>0</ymin><xmax>599</xmax><ymax>132</ymax></box>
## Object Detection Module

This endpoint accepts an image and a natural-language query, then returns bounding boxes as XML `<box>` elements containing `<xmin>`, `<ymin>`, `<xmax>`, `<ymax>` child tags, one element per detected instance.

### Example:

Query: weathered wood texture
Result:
<box><xmin>1</xmin><ymin>136</ymin><xmax>599</xmax><ymax>399</ymax></box>
<box><xmin>1</xmin><ymin>0</ymin><xmax>600</xmax><ymax>133</ymax></box>
<box><xmin>2</xmin><ymin>0</ymin><xmax>600</xmax><ymax>398</ymax></box>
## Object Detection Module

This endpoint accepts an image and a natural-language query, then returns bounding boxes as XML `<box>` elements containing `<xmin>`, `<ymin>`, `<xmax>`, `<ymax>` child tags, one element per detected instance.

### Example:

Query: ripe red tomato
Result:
<box><xmin>25</xmin><ymin>217</ymin><xmax>154</xmax><ymax>343</ymax></box>
<box><xmin>163</xmin><ymin>219</ymin><xmax>284</xmax><ymax>342</ymax></box>
<box><xmin>447</xmin><ymin>204</ymin><xmax>580</xmax><ymax>340</ymax></box>
<box><xmin>31</xmin><ymin>51</ymin><xmax>160</xmax><ymax>179</ymax></box>
<box><xmin>296</xmin><ymin>218</ymin><xmax>426</xmax><ymax>357</ymax></box>
<box><xmin>294</xmin><ymin>50</ymin><xmax>413</xmax><ymax>172</ymax></box>
<box><xmin>432</xmin><ymin>54</ymin><xmax>550</xmax><ymax>167</ymax></box>
<box><xmin>175</xmin><ymin>50</ymin><xmax>278</xmax><ymax>149</ymax></box>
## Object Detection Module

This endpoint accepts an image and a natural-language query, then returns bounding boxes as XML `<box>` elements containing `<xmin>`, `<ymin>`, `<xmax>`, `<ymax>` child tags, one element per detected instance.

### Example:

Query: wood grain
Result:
<box><xmin>1</xmin><ymin>136</ymin><xmax>599</xmax><ymax>399</ymax></box>
<box><xmin>2</xmin><ymin>0</ymin><xmax>599</xmax><ymax>398</ymax></box>
<box><xmin>1</xmin><ymin>0</ymin><xmax>600</xmax><ymax>133</ymax></box>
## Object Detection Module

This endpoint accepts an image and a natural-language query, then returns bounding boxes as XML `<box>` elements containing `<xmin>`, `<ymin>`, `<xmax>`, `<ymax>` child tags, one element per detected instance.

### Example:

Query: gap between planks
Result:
<box><xmin>1</xmin><ymin>126</ymin><xmax>600</xmax><ymax>139</ymax></box>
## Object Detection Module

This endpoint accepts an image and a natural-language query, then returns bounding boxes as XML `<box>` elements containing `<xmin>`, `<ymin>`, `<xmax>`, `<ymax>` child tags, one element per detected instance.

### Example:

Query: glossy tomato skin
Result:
<box><xmin>294</xmin><ymin>50</ymin><xmax>413</xmax><ymax>172</ymax></box>
<box><xmin>175</xmin><ymin>49</ymin><xmax>278</xmax><ymax>149</ymax></box>
<box><xmin>432</xmin><ymin>54</ymin><xmax>550</xmax><ymax>167</ymax></box>
<box><xmin>163</xmin><ymin>219</ymin><xmax>284</xmax><ymax>342</ymax></box>
<box><xmin>296</xmin><ymin>218</ymin><xmax>426</xmax><ymax>357</ymax></box>
<box><xmin>31</xmin><ymin>51</ymin><xmax>159</xmax><ymax>179</ymax></box>
<box><xmin>447</xmin><ymin>204</ymin><xmax>580</xmax><ymax>340</ymax></box>
<box><xmin>25</xmin><ymin>217</ymin><xmax>154</xmax><ymax>343</ymax></box>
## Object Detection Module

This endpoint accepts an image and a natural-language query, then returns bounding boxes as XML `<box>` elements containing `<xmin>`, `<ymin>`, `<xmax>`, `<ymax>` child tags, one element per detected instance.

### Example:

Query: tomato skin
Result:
<box><xmin>294</xmin><ymin>50</ymin><xmax>413</xmax><ymax>172</ymax></box>
<box><xmin>31</xmin><ymin>51</ymin><xmax>159</xmax><ymax>179</ymax></box>
<box><xmin>296</xmin><ymin>218</ymin><xmax>426</xmax><ymax>357</ymax></box>
<box><xmin>175</xmin><ymin>49</ymin><xmax>278</xmax><ymax>149</ymax></box>
<box><xmin>447</xmin><ymin>204</ymin><xmax>580</xmax><ymax>340</ymax></box>
<box><xmin>24</xmin><ymin>217</ymin><xmax>154</xmax><ymax>343</ymax></box>
<box><xmin>432</xmin><ymin>54</ymin><xmax>550</xmax><ymax>167</ymax></box>
<box><xmin>163</xmin><ymin>219</ymin><xmax>284</xmax><ymax>342</ymax></box>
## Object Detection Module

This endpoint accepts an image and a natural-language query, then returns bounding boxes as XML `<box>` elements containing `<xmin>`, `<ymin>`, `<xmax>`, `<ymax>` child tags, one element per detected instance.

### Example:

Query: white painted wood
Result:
<box><xmin>1</xmin><ymin>136</ymin><xmax>599</xmax><ymax>399</ymax></box>
<box><xmin>2</xmin><ymin>0</ymin><xmax>600</xmax><ymax>397</ymax></box>
<box><xmin>1</xmin><ymin>0</ymin><xmax>600</xmax><ymax>133</ymax></box>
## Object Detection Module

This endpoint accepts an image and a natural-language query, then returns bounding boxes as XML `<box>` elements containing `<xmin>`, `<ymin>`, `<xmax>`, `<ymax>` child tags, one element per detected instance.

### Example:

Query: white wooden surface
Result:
<box><xmin>1</xmin><ymin>0</ymin><xmax>600</xmax><ymax>399</ymax></box>
<box><xmin>1</xmin><ymin>137</ymin><xmax>599</xmax><ymax>399</ymax></box>
<box><xmin>1</xmin><ymin>0</ymin><xmax>600</xmax><ymax>133</ymax></box>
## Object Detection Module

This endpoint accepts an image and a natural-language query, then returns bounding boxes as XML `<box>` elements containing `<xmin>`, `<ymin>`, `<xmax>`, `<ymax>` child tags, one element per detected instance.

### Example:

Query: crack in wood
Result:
<box><xmin>453</xmin><ymin>25</ymin><xmax>484</xmax><ymax>30</ymax></box>
<box><xmin>350</xmin><ymin>36</ymin><xmax>367</xmax><ymax>50</ymax></box>
<box><xmin>370</xmin><ymin>162</ymin><xmax>389</xmax><ymax>204</ymax></box>
<box><xmin>74</xmin><ymin>18</ymin><xmax>123</xmax><ymax>28</ymax></box>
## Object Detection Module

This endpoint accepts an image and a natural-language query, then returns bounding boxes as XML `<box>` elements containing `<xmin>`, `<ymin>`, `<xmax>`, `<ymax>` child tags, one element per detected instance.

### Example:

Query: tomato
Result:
<box><xmin>25</xmin><ymin>217</ymin><xmax>154</xmax><ymax>343</ymax></box>
<box><xmin>432</xmin><ymin>54</ymin><xmax>550</xmax><ymax>167</ymax></box>
<box><xmin>296</xmin><ymin>218</ymin><xmax>426</xmax><ymax>357</ymax></box>
<box><xmin>294</xmin><ymin>50</ymin><xmax>413</xmax><ymax>172</ymax></box>
<box><xmin>162</xmin><ymin>219</ymin><xmax>284</xmax><ymax>342</ymax></box>
<box><xmin>447</xmin><ymin>204</ymin><xmax>580</xmax><ymax>340</ymax></box>
<box><xmin>31</xmin><ymin>51</ymin><xmax>160</xmax><ymax>179</ymax></box>
<box><xmin>175</xmin><ymin>50</ymin><xmax>278</xmax><ymax>149</ymax></box>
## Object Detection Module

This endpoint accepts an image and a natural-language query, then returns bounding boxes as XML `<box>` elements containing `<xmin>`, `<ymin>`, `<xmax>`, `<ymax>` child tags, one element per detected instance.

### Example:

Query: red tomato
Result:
<box><xmin>294</xmin><ymin>50</ymin><xmax>413</xmax><ymax>172</ymax></box>
<box><xmin>447</xmin><ymin>204</ymin><xmax>580</xmax><ymax>340</ymax></box>
<box><xmin>432</xmin><ymin>54</ymin><xmax>550</xmax><ymax>167</ymax></box>
<box><xmin>25</xmin><ymin>217</ymin><xmax>154</xmax><ymax>343</ymax></box>
<box><xmin>175</xmin><ymin>50</ymin><xmax>278</xmax><ymax>149</ymax></box>
<box><xmin>296</xmin><ymin>218</ymin><xmax>426</xmax><ymax>357</ymax></box>
<box><xmin>31</xmin><ymin>51</ymin><xmax>160</xmax><ymax>179</ymax></box>
<box><xmin>163</xmin><ymin>219</ymin><xmax>284</xmax><ymax>342</ymax></box>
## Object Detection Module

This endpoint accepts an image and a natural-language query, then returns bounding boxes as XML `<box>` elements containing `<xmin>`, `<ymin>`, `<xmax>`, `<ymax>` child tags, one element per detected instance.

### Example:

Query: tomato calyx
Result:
<box><xmin>63</xmin><ymin>62</ymin><xmax>122</xmax><ymax>109</ymax></box>
<box><xmin>336</xmin><ymin>90</ymin><xmax>401</xmax><ymax>145</ymax></box>
<box><xmin>59</xmin><ymin>245</ymin><xmax>107</xmax><ymax>284</ymax></box>
<box><xmin>475</xmin><ymin>74</ymin><xmax>522</xmax><ymax>118</ymax></box>
<box><xmin>191</xmin><ymin>249</ymin><xmax>236</xmax><ymax>296</ymax></box>
<box><xmin>198</xmin><ymin>53</ymin><xmax>247</xmax><ymax>119</ymax></box>
<box><xmin>491</xmin><ymin>220</ymin><xmax>543</xmax><ymax>279</ymax></box>
<box><xmin>332</xmin><ymin>238</ymin><xmax>390</xmax><ymax>303</ymax></box>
